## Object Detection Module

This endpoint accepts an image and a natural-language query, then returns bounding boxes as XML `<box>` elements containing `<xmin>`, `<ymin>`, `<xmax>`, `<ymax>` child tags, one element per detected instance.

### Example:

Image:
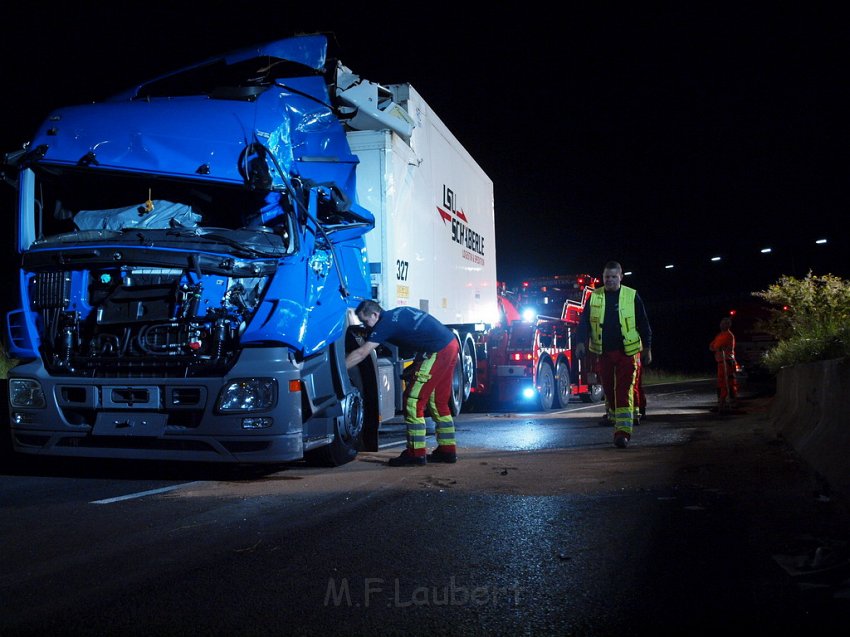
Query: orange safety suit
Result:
<box><xmin>709</xmin><ymin>328</ymin><xmax>738</xmax><ymax>407</ymax></box>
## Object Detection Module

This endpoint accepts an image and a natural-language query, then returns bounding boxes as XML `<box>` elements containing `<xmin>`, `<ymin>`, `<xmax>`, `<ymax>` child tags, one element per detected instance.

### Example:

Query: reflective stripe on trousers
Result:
<box><xmin>403</xmin><ymin>339</ymin><xmax>459</xmax><ymax>454</ymax></box>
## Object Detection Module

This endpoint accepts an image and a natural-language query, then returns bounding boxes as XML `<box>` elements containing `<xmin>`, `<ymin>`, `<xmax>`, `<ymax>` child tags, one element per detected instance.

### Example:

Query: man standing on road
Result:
<box><xmin>576</xmin><ymin>261</ymin><xmax>652</xmax><ymax>448</ymax></box>
<box><xmin>709</xmin><ymin>316</ymin><xmax>738</xmax><ymax>412</ymax></box>
<box><xmin>345</xmin><ymin>300</ymin><xmax>459</xmax><ymax>466</ymax></box>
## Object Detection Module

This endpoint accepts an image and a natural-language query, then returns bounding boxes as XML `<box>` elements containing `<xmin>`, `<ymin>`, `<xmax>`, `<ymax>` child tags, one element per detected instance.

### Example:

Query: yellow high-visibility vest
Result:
<box><xmin>587</xmin><ymin>285</ymin><xmax>643</xmax><ymax>356</ymax></box>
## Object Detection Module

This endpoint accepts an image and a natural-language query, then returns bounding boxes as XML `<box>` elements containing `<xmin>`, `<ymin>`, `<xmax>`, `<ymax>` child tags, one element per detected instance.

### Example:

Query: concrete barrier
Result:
<box><xmin>770</xmin><ymin>356</ymin><xmax>850</xmax><ymax>502</ymax></box>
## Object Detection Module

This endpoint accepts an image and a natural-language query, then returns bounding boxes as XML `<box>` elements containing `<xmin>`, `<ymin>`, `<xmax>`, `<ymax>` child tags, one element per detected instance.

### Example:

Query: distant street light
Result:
<box><xmin>816</xmin><ymin>238</ymin><xmax>827</xmax><ymax>245</ymax></box>
<box><xmin>711</xmin><ymin>256</ymin><xmax>721</xmax><ymax>262</ymax></box>
<box><xmin>760</xmin><ymin>247</ymin><xmax>772</xmax><ymax>254</ymax></box>
<box><xmin>665</xmin><ymin>264</ymin><xmax>674</xmax><ymax>269</ymax></box>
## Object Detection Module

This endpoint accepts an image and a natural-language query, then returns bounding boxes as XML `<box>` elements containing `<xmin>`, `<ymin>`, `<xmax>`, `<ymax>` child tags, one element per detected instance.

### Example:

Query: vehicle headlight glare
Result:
<box><xmin>218</xmin><ymin>378</ymin><xmax>277</xmax><ymax>412</ymax></box>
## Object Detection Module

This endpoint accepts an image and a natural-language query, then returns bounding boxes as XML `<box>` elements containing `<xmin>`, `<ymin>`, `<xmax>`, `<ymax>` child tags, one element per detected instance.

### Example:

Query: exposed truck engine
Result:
<box><xmin>1</xmin><ymin>34</ymin><xmax>498</xmax><ymax>465</ymax></box>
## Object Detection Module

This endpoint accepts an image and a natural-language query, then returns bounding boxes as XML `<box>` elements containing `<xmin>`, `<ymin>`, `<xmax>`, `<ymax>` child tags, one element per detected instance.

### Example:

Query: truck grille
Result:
<box><xmin>33</xmin><ymin>272</ymin><xmax>71</xmax><ymax>309</ymax></box>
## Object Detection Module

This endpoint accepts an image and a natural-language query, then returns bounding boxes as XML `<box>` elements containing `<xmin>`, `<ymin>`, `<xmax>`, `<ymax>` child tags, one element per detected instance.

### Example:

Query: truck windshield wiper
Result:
<box><xmin>320</xmin><ymin>221</ymin><xmax>373</xmax><ymax>233</ymax></box>
<box><xmin>183</xmin><ymin>229</ymin><xmax>289</xmax><ymax>258</ymax></box>
<box><xmin>194</xmin><ymin>232</ymin><xmax>273</xmax><ymax>257</ymax></box>
<box><xmin>34</xmin><ymin>229</ymin><xmax>124</xmax><ymax>245</ymax></box>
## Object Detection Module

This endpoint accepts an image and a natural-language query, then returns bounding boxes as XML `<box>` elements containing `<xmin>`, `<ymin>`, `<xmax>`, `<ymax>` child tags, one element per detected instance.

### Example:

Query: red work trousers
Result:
<box><xmin>716</xmin><ymin>358</ymin><xmax>738</xmax><ymax>405</ymax></box>
<box><xmin>403</xmin><ymin>338</ymin><xmax>459</xmax><ymax>456</ymax></box>
<box><xmin>598</xmin><ymin>349</ymin><xmax>640</xmax><ymax>435</ymax></box>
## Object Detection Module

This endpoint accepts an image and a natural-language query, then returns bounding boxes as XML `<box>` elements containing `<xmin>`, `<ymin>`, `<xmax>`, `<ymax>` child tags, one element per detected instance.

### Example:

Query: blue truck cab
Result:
<box><xmin>2</xmin><ymin>34</ymin><xmax>381</xmax><ymax>465</ymax></box>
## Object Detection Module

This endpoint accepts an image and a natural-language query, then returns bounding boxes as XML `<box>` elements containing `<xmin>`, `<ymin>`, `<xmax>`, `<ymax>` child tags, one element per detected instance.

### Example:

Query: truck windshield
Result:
<box><xmin>507</xmin><ymin>323</ymin><xmax>535</xmax><ymax>350</ymax></box>
<box><xmin>26</xmin><ymin>167</ymin><xmax>295</xmax><ymax>256</ymax></box>
<box><xmin>133</xmin><ymin>57</ymin><xmax>321</xmax><ymax>100</ymax></box>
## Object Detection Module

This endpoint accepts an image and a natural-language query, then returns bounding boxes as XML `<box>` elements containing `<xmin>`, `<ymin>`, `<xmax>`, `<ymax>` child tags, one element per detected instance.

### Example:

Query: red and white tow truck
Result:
<box><xmin>473</xmin><ymin>274</ymin><xmax>603</xmax><ymax>410</ymax></box>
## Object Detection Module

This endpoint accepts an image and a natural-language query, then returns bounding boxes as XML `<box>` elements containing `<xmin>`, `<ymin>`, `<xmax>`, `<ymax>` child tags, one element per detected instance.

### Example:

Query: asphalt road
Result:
<box><xmin>2</xmin><ymin>379</ymin><xmax>850</xmax><ymax>636</ymax></box>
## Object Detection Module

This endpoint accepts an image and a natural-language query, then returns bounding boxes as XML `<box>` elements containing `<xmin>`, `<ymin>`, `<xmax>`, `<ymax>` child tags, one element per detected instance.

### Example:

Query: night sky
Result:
<box><xmin>2</xmin><ymin>3</ymin><xmax>846</xmax><ymax>307</ymax></box>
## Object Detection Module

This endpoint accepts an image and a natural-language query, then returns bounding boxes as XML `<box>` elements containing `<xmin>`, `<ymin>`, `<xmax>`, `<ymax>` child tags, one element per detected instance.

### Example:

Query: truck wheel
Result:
<box><xmin>536</xmin><ymin>362</ymin><xmax>556</xmax><ymax>410</ymax></box>
<box><xmin>580</xmin><ymin>383</ymin><xmax>604</xmax><ymax>403</ymax></box>
<box><xmin>449</xmin><ymin>346</ymin><xmax>464</xmax><ymax>416</ymax></box>
<box><xmin>305</xmin><ymin>366</ymin><xmax>365</xmax><ymax>467</ymax></box>
<box><xmin>554</xmin><ymin>360</ymin><xmax>572</xmax><ymax>408</ymax></box>
<box><xmin>460</xmin><ymin>334</ymin><xmax>475</xmax><ymax>405</ymax></box>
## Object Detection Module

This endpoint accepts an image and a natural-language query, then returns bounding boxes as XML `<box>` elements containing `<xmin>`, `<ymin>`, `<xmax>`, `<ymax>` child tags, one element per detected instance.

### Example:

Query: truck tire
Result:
<box><xmin>554</xmin><ymin>360</ymin><xmax>572</xmax><ymax>408</ymax></box>
<box><xmin>449</xmin><ymin>346</ymin><xmax>464</xmax><ymax>416</ymax></box>
<box><xmin>305</xmin><ymin>366</ymin><xmax>365</xmax><ymax>467</ymax></box>
<box><xmin>450</xmin><ymin>333</ymin><xmax>476</xmax><ymax>416</ymax></box>
<box><xmin>459</xmin><ymin>333</ymin><xmax>475</xmax><ymax>405</ymax></box>
<box><xmin>536</xmin><ymin>362</ymin><xmax>556</xmax><ymax>410</ymax></box>
<box><xmin>580</xmin><ymin>383</ymin><xmax>604</xmax><ymax>403</ymax></box>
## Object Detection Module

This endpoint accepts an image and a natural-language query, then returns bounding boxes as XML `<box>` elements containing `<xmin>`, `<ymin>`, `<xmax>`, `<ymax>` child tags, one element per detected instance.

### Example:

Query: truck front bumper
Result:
<box><xmin>7</xmin><ymin>349</ymin><xmax>307</xmax><ymax>464</ymax></box>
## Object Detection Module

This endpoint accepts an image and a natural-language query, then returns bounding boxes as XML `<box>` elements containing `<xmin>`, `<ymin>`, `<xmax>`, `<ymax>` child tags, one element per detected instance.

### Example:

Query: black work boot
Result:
<box><xmin>388</xmin><ymin>450</ymin><xmax>426</xmax><ymax>466</ymax></box>
<box><xmin>427</xmin><ymin>448</ymin><xmax>458</xmax><ymax>463</ymax></box>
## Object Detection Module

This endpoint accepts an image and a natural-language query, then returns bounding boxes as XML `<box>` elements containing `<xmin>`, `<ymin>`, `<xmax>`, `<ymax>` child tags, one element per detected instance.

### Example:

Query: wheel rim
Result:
<box><xmin>591</xmin><ymin>384</ymin><xmax>603</xmax><ymax>401</ymax></box>
<box><xmin>542</xmin><ymin>374</ymin><xmax>553</xmax><ymax>401</ymax></box>
<box><xmin>557</xmin><ymin>362</ymin><xmax>570</xmax><ymax>405</ymax></box>
<box><xmin>339</xmin><ymin>389</ymin><xmax>364</xmax><ymax>442</ymax></box>
<box><xmin>539</xmin><ymin>365</ymin><xmax>555</xmax><ymax>408</ymax></box>
<box><xmin>450</xmin><ymin>349</ymin><xmax>464</xmax><ymax>415</ymax></box>
<box><xmin>461</xmin><ymin>338</ymin><xmax>475</xmax><ymax>402</ymax></box>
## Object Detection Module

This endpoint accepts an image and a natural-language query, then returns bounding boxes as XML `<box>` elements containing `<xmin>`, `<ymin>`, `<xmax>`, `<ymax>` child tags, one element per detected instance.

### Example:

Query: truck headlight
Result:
<box><xmin>9</xmin><ymin>379</ymin><xmax>46</xmax><ymax>408</ymax></box>
<box><xmin>217</xmin><ymin>378</ymin><xmax>277</xmax><ymax>412</ymax></box>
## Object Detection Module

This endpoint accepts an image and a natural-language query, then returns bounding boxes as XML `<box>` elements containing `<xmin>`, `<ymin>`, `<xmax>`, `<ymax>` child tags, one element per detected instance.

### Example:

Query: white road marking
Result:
<box><xmin>90</xmin><ymin>482</ymin><xmax>202</xmax><ymax>504</ymax></box>
<box><xmin>653</xmin><ymin>389</ymin><xmax>697</xmax><ymax>397</ymax></box>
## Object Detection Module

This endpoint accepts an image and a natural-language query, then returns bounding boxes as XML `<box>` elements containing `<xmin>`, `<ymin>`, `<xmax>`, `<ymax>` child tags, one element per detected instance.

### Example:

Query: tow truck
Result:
<box><xmin>474</xmin><ymin>274</ymin><xmax>603</xmax><ymax>410</ymax></box>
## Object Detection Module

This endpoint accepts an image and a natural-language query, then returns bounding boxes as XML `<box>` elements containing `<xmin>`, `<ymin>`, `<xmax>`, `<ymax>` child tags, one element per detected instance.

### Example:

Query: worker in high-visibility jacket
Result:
<box><xmin>576</xmin><ymin>261</ymin><xmax>652</xmax><ymax>449</ymax></box>
<box><xmin>709</xmin><ymin>316</ymin><xmax>738</xmax><ymax>412</ymax></box>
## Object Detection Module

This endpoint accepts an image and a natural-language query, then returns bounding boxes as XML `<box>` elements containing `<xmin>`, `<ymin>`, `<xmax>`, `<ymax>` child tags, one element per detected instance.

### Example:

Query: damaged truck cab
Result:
<box><xmin>3</xmin><ymin>35</ymin><xmax>383</xmax><ymax>464</ymax></box>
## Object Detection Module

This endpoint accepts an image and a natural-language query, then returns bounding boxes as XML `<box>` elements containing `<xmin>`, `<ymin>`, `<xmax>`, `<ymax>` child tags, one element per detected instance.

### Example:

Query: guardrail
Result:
<box><xmin>769</xmin><ymin>357</ymin><xmax>850</xmax><ymax>502</ymax></box>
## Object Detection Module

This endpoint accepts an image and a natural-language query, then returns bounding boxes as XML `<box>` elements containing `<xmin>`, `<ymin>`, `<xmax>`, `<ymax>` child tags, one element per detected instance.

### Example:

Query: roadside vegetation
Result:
<box><xmin>753</xmin><ymin>271</ymin><xmax>850</xmax><ymax>374</ymax></box>
<box><xmin>0</xmin><ymin>343</ymin><xmax>16</xmax><ymax>379</ymax></box>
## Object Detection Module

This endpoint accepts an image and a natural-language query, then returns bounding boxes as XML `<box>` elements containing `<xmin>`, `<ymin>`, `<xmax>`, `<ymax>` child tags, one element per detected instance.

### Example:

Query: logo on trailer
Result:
<box><xmin>436</xmin><ymin>185</ymin><xmax>485</xmax><ymax>261</ymax></box>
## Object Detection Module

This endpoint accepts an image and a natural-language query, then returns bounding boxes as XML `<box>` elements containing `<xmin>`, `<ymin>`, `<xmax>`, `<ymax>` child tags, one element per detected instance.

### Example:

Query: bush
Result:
<box><xmin>0</xmin><ymin>350</ymin><xmax>18</xmax><ymax>379</ymax></box>
<box><xmin>753</xmin><ymin>271</ymin><xmax>850</xmax><ymax>373</ymax></box>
